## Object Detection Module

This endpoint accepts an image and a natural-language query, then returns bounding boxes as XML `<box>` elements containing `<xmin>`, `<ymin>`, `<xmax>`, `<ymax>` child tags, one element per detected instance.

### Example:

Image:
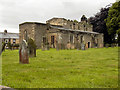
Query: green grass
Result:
<box><xmin>2</xmin><ymin>47</ymin><xmax>118</xmax><ymax>88</ymax></box>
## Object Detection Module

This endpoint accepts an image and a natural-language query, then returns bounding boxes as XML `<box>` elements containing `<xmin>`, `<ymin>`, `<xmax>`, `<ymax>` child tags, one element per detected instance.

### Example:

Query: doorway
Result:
<box><xmin>51</xmin><ymin>36</ymin><xmax>55</xmax><ymax>48</ymax></box>
<box><xmin>88</xmin><ymin>42</ymin><xmax>90</xmax><ymax>48</ymax></box>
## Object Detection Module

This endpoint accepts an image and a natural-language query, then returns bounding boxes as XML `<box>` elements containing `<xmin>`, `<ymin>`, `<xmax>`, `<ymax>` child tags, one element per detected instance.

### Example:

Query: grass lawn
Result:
<box><xmin>1</xmin><ymin>47</ymin><xmax>118</xmax><ymax>88</ymax></box>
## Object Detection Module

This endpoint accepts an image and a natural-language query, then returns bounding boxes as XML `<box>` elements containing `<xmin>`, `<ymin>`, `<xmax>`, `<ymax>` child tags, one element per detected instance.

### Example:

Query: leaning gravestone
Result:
<box><xmin>19</xmin><ymin>40</ymin><xmax>29</xmax><ymax>64</ymax></box>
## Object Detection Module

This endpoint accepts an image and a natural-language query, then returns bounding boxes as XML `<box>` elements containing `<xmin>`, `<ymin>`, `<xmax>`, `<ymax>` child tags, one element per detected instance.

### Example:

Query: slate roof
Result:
<box><xmin>50</xmin><ymin>26</ymin><xmax>100</xmax><ymax>35</ymax></box>
<box><xmin>0</xmin><ymin>32</ymin><xmax>19</xmax><ymax>39</ymax></box>
<box><xmin>19</xmin><ymin>22</ymin><xmax>46</xmax><ymax>26</ymax></box>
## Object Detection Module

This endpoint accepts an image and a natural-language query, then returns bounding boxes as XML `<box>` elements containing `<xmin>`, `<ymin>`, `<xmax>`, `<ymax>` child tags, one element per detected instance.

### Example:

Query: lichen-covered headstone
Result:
<box><xmin>19</xmin><ymin>40</ymin><xmax>29</xmax><ymax>64</ymax></box>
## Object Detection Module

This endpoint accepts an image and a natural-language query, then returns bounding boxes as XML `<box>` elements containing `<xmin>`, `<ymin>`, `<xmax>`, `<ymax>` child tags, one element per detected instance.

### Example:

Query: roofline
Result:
<box><xmin>50</xmin><ymin>26</ymin><xmax>100</xmax><ymax>35</ymax></box>
<box><xmin>0</xmin><ymin>32</ymin><xmax>19</xmax><ymax>34</ymax></box>
<box><xmin>19</xmin><ymin>22</ymin><xmax>46</xmax><ymax>26</ymax></box>
<box><xmin>46</xmin><ymin>17</ymin><xmax>67</xmax><ymax>22</ymax></box>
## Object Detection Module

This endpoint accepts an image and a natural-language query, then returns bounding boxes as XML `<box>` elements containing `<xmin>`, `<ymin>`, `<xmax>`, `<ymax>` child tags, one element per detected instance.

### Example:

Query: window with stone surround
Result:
<box><xmin>13</xmin><ymin>39</ymin><xmax>16</xmax><ymax>44</ymax></box>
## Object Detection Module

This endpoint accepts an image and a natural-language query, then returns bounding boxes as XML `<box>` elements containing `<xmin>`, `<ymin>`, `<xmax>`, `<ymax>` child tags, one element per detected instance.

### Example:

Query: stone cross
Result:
<box><xmin>19</xmin><ymin>40</ymin><xmax>29</xmax><ymax>64</ymax></box>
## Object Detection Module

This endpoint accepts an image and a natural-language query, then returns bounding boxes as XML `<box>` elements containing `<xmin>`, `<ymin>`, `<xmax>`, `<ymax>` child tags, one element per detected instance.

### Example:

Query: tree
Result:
<box><xmin>7</xmin><ymin>42</ymin><xmax>12</xmax><ymax>50</ymax></box>
<box><xmin>74</xmin><ymin>20</ymin><xmax>79</xmax><ymax>23</ymax></box>
<box><xmin>89</xmin><ymin>4</ymin><xmax>112</xmax><ymax>44</ymax></box>
<box><xmin>105</xmin><ymin>1</ymin><xmax>120</xmax><ymax>44</ymax></box>
<box><xmin>0</xmin><ymin>42</ymin><xmax>5</xmax><ymax>55</ymax></box>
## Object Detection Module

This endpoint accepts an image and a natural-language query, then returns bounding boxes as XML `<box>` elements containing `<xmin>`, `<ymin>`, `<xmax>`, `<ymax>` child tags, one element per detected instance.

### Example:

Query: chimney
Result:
<box><xmin>4</xmin><ymin>30</ymin><xmax>7</xmax><ymax>34</ymax></box>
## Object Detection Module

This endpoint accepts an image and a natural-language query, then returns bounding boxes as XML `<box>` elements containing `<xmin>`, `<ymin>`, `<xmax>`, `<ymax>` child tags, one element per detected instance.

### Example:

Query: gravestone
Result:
<box><xmin>19</xmin><ymin>40</ymin><xmax>29</xmax><ymax>64</ymax></box>
<box><xmin>56</xmin><ymin>43</ymin><xmax>61</xmax><ymax>50</ymax></box>
<box><xmin>67</xmin><ymin>42</ymin><xmax>71</xmax><ymax>50</ymax></box>
<box><xmin>81</xmin><ymin>43</ymin><xmax>85</xmax><ymax>50</ymax></box>
<box><xmin>42</xmin><ymin>43</ymin><xmax>49</xmax><ymax>51</ymax></box>
<box><xmin>77</xmin><ymin>43</ymin><xmax>81</xmax><ymax>50</ymax></box>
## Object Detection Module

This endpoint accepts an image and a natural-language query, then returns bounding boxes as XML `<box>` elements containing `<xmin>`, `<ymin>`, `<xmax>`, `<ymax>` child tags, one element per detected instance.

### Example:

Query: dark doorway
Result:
<box><xmin>51</xmin><ymin>36</ymin><xmax>55</xmax><ymax>48</ymax></box>
<box><xmin>88</xmin><ymin>42</ymin><xmax>90</xmax><ymax>48</ymax></box>
<box><xmin>43</xmin><ymin>37</ymin><xmax>46</xmax><ymax>44</ymax></box>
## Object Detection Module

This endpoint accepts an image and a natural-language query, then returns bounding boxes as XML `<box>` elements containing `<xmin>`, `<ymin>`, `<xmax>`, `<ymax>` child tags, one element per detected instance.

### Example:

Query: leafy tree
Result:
<box><xmin>7</xmin><ymin>42</ymin><xmax>12</xmax><ymax>50</ymax></box>
<box><xmin>89</xmin><ymin>4</ymin><xmax>112</xmax><ymax>44</ymax></box>
<box><xmin>105</xmin><ymin>1</ymin><xmax>120</xmax><ymax>44</ymax></box>
<box><xmin>74</xmin><ymin>20</ymin><xmax>79</xmax><ymax>23</ymax></box>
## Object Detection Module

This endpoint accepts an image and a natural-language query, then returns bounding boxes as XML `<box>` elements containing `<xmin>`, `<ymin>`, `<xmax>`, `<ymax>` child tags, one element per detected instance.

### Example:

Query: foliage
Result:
<box><xmin>2</xmin><ymin>48</ymin><xmax>118</xmax><ymax>88</ymax></box>
<box><xmin>28</xmin><ymin>38</ymin><xmax>37</xmax><ymax>49</ymax></box>
<box><xmin>89</xmin><ymin>4</ymin><xmax>112</xmax><ymax>44</ymax></box>
<box><xmin>73</xmin><ymin>20</ymin><xmax>79</xmax><ymax>23</ymax></box>
<box><xmin>7</xmin><ymin>42</ymin><xmax>12</xmax><ymax>50</ymax></box>
<box><xmin>105</xmin><ymin>1</ymin><xmax>120</xmax><ymax>43</ymax></box>
<box><xmin>2</xmin><ymin>42</ymin><xmax>5</xmax><ymax>51</ymax></box>
<box><xmin>28</xmin><ymin>38</ymin><xmax>37</xmax><ymax>57</ymax></box>
<box><xmin>13</xmin><ymin>44</ymin><xmax>19</xmax><ymax>47</ymax></box>
<box><xmin>0</xmin><ymin>42</ymin><xmax>5</xmax><ymax>55</ymax></box>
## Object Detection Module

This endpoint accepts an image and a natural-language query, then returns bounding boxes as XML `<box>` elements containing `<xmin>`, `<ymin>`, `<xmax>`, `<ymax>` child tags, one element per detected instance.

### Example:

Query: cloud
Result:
<box><xmin>0</xmin><ymin>0</ymin><xmax>116</xmax><ymax>33</ymax></box>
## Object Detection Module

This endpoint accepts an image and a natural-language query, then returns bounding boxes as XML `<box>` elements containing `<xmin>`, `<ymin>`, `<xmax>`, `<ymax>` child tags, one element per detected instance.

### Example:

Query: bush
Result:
<box><xmin>28</xmin><ymin>38</ymin><xmax>37</xmax><ymax>57</ymax></box>
<box><xmin>7</xmin><ymin>42</ymin><xmax>12</xmax><ymax>49</ymax></box>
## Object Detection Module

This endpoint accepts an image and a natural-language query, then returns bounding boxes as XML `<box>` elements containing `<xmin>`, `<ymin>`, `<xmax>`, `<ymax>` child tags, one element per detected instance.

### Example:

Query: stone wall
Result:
<box><xmin>46</xmin><ymin>18</ymin><xmax>93</xmax><ymax>32</ymax></box>
<box><xmin>19</xmin><ymin>19</ymin><xmax>103</xmax><ymax>50</ymax></box>
<box><xmin>19</xmin><ymin>23</ymin><xmax>36</xmax><ymax>44</ymax></box>
<box><xmin>34</xmin><ymin>23</ymin><xmax>47</xmax><ymax>48</ymax></box>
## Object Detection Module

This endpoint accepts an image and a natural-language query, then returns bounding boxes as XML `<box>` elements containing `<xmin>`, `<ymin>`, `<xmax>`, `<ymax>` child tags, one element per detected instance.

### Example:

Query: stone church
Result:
<box><xmin>19</xmin><ymin>15</ymin><xmax>103</xmax><ymax>50</ymax></box>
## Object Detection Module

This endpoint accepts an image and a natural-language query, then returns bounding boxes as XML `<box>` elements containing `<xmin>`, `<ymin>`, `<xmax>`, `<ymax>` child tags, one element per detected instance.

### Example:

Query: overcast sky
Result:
<box><xmin>0</xmin><ymin>0</ymin><xmax>115</xmax><ymax>33</ymax></box>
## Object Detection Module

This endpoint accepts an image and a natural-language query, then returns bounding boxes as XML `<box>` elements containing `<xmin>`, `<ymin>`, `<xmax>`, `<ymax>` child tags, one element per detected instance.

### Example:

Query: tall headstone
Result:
<box><xmin>19</xmin><ymin>40</ymin><xmax>29</xmax><ymax>64</ymax></box>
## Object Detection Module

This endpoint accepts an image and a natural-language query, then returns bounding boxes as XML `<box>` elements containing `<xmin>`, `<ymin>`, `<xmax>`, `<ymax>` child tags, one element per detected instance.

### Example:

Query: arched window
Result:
<box><xmin>24</xmin><ymin>30</ymin><xmax>28</xmax><ymax>42</ymax></box>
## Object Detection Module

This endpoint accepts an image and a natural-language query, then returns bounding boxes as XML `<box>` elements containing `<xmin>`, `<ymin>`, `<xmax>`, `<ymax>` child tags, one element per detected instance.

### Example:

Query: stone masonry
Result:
<box><xmin>19</xmin><ymin>16</ymin><xmax>104</xmax><ymax>50</ymax></box>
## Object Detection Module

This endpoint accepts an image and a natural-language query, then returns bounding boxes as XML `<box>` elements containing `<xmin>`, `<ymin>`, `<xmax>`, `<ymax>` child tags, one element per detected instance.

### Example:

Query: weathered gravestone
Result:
<box><xmin>19</xmin><ymin>40</ymin><xmax>29</xmax><ymax>64</ymax></box>
<box><xmin>76</xmin><ymin>43</ymin><xmax>81</xmax><ymax>50</ymax></box>
<box><xmin>41</xmin><ymin>43</ymin><xmax>49</xmax><ymax>51</ymax></box>
<box><xmin>81</xmin><ymin>43</ymin><xmax>85</xmax><ymax>50</ymax></box>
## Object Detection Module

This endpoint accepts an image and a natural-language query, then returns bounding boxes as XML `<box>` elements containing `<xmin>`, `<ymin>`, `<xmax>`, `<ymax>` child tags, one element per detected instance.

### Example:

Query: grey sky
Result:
<box><xmin>0</xmin><ymin>0</ymin><xmax>115</xmax><ymax>33</ymax></box>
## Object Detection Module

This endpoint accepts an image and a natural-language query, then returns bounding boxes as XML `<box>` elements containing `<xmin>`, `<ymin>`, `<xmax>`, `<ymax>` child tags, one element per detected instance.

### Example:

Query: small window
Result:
<box><xmin>78</xmin><ymin>26</ymin><xmax>80</xmax><ymax>30</ymax></box>
<box><xmin>51</xmin><ymin>36</ymin><xmax>55</xmax><ymax>44</ymax></box>
<box><xmin>13</xmin><ymin>39</ymin><xmax>16</xmax><ymax>44</ymax></box>
<box><xmin>70</xmin><ymin>25</ymin><xmax>72</xmax><ymax>29</ymax></box>
<box><xmin>5</xmin><ymin>39</ymin><xmax>9</xmax><ymax>43</ymax></box>
<box><xmin>70</xmin><ymin>35</ymin><xmax>74</xmax><ymax>43</ymax></box>
<box><xmin>81</xmin><ymin>36</ymin><xmax>83</xmax><ymax>43</ymax></box>
<box><xmin>43</xmin><ymin>37</ymin><xmax>46</xmax><ymax>44</ymax></box>
<box><xmin>73</xmin><ymin>23</ymin><xmax>75</xmax><ymax>30</ymax></box>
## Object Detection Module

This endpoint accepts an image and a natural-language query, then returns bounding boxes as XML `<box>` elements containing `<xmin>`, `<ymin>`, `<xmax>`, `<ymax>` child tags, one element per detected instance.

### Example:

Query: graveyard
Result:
<box><xmin>2</xmin><ymin>47</ymin><xmax>118</xmax><ymax>88</ymax></box>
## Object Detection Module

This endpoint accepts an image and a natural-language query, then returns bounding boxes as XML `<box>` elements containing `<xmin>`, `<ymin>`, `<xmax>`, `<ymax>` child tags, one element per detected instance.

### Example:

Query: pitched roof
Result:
<box><xmin>50</xmin><ymin>26</ymin><xmax>100</xmax><ymax>35</ymax></box>
<box><xmin>19</xmin><ymin>22</ymin><xmax>46</xmax><ymax>26</ymax></box>
<box><xmin>0</xmin><ymin>32</ymin><xmax>19</xmax><ymax>39</ymax></box>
